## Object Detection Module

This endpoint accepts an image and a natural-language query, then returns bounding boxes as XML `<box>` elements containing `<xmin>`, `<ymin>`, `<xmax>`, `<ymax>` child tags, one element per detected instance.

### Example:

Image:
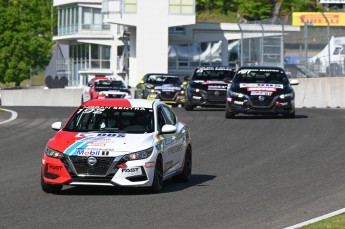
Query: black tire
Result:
<box><xmin>284</xmin><ymin>110</ymin><xmax>295</xmax><ymax>119</ymax></box>
<box><xmin>148</xmin><ymin>155</ymin><xmax>164</xmax><ymax>193</ymax></box>
<box><xmin>41</xmin><ymin>173</ymin><xmax>63</xmax><ymax>194</ymax></box>
<box><xmin>174</xmin><ymin>147</ymin><xmax>192</xmax><ymax>182</ymax></box>
<box><xmin>225</xmin><ymin>104</ymin><xmax>235</xmax><ymax>119</ymax></box>
<box><xmin>184</xmin><ymin>99</ymin><xmax>194</xmax><ymax>111</ymax></box>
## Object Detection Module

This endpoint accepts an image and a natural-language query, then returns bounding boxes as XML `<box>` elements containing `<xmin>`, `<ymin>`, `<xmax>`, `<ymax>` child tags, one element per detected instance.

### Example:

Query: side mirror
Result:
<box><xmin>161</xmin><ymin>124</ymin><xmax>177</xmax><ymax>134</ymax></box>
<box><xmin>289</xmin><ymin>79</ymin><xmax>299</xmax><ymax>85</ymax></box>
<box><xmin>51</xmin><ymin>122</ymin><xmax>62</xmax><ymax>131</ymax></box>
<box><xmin>128</xmin><ymin>85</ymin><xmax>132</xmax><ymax>89</ymax></box>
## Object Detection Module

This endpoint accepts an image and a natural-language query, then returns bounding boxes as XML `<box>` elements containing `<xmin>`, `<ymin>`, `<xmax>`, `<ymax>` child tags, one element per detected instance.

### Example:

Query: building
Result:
<box><xmin>48</xmin><ymin>0</ymin><xmax>299</xmax><ymax>88</ymax></box>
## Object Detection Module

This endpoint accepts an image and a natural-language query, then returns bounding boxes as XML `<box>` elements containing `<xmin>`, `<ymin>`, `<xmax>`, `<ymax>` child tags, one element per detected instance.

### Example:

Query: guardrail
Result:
<box><xmin>0</xmin><ymin>77</ymin><xmax>344</xmax><ymax>108</ymax></box>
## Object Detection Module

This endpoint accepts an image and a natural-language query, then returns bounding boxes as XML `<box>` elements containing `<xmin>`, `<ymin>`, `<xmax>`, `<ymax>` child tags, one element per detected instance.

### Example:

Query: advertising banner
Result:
<box><xmin>292</xmin><ymin>12</ymin><xmax>345</xmax><ymax>26</ymax></box>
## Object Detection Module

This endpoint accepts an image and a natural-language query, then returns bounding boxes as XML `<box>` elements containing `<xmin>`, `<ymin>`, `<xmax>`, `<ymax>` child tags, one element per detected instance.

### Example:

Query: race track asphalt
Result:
<box><xmin>1</xmin><ymin>106</ymin><xmax>345</xmax><ymax>229</ymax></box>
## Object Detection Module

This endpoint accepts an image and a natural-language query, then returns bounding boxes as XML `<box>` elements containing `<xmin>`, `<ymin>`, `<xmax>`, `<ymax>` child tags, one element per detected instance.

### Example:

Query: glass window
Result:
<box><xmin>162</xmin><ymin>106</ymin><xmax>176</xmax><ymax>125</ymax></box>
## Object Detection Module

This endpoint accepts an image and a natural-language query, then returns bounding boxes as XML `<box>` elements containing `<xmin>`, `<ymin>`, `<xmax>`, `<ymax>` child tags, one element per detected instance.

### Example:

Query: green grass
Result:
<box><xmin>296</xmin><ymin>214</ymin><xmax>345</xmax><ymax>229</ymax></box>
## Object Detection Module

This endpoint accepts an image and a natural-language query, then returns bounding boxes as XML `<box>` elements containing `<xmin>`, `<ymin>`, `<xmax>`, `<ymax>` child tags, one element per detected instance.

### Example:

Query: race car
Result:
<box><xmin>81</xmin><ymin>76</ymin><xmax>131</xmax><ymax>103</ymax></box>
<box><xmin>41</xmin><ymin>99</ymin><xmax>192</xmax><ymax>194</ymax></box>
<box><xmin>134</xmin><ymin>73</ymin><xmax>186</xmax><ymax>106</ymax></box>
<box><xmin>225</xmin><ymin>66</ymin><xmax>299</xmax><ymax>119</ymax></box>
<box><xmin>184</xmin><ymin>66</ymin><xmax>235</xmax><ymax>111</ymax></box>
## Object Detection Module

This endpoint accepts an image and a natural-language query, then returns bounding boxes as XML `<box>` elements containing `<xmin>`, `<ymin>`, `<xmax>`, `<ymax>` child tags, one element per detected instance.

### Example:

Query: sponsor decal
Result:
<box><xmin>251</xmin><ymin>91</ymin><xmax>273</xmax><ymax>96</ymax></box>
<box><xmin>76</xmin><ymin>150</ymin><xmax>109</xmax><ymax>156</ymax></box>
<box><xmin>208</xmin><ymin>85</ymin><xmax>227</xmax><ymax>90</ymax></box>
<box><xmin>248</xmin><ymin>87</ymin><xmax>277</xmax><ymax>92</ymax></box>
<box><xmin>238</xmin><ymin>69</ymin><xmax>280</xmax><ymax>74</ymax></box>
<box><xmin>155</xmin><ymin>86</ymin><xmax>181</xmax><ymax>91</ymax></box>
<box><xmin>145</xmin><ymin>162</ymin><xmax>155</xmax><ymax>168</ymax></box>
<box><xmin>122</xmin><ymin>168</ymin><xmax>139</xmax><ymax>173</ymax></box>
<box><xmin>87</xmin><ymin>142</ymin><xmax>106</xmax><ymax>147</ymax></box>
<box><xmin>76</xmin><ymin>133</ymin><xmax>126</xmax><ymax>138</ymax></box>
<box><xmin>167</xmin><ymin>144</ymin><xmax>183</xmax><ymax>155</ymax></box>
<box><xmin>240</xmin><ymin>83</ymin><xmax>283</xmax><ymax>89</ymax></box>
<box><xmin>76</xmin><ymin>107</ymin><xmax>146</xmax><ymax>115</ymax></box>
<box><xmin>121</xmin><ymin>167</ymin><xmax>143</xmax><ymax>176</ymax></box>
<box><xmin>203</xmin><ymin>81</ymin><xmax>227</xmax><ymax>85</ymax></box>
<box><xmin>196</xmin><ymin>66</ymin><xmax>233</xmax><ymax>72</ymax></box>
<box><xmin>48</xmin><ymin>165</ymin><xmax>63</xmax><ymax>171</ymax></box>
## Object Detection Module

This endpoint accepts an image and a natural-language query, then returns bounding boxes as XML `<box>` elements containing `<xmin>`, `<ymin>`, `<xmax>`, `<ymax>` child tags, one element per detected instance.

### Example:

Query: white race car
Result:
<box><xmin>41</xmin><ymin>99</ymin><xmax>192</xmax><ymax>193</ymax></box>
<box><xmin>81</xmin><ymin>76</ymin><xmax>131</xmax><ymax>103</ymax></box>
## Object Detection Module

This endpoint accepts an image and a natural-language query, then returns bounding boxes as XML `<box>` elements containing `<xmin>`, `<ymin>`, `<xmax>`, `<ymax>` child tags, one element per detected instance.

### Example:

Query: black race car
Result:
<box><xmin>134</xmin><ymin>73</ymin><xmax>186</xmax><ymax>106</ymax></box>
<box><xmin>225</xmin><ymin>66</ymin><xmax>299</xmax><ymax>119</ymax></box>
<box><xmin>184</xmin><ymin>66</ymin><xmax>235</xmax><ymax>111</ymax></box>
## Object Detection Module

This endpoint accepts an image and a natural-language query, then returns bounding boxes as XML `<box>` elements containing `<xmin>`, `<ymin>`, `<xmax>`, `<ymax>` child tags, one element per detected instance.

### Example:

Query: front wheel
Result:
<box><xmin>225</xmin><ymin>104</ymin><xmax>236</xmax><ymax>119</ymax></box>
<box><xmin>184</xmin><ymin>99</ymin><xmax>194</xmax><ymax>111</ymax></box>
<box><xmin>148</xmin><ymin>155</ymin><xmax>163</xmax><ymax>193</ymax></box>
<box><xmin>41</xmin><ymin>174</ymin><xmax>63</xmax><ymax>194</ymax></box>
<box><xmin>283</xmin><ymin>110</ymin><xmax>295</xmax><ymax>118</ymax></box>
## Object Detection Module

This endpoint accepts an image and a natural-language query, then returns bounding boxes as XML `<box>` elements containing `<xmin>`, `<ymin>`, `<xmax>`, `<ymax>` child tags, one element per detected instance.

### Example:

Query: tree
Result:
<box><xmin>0</xmin><ymin>0</ymin><xmax>53</xmax><ymax>87</ymax></box>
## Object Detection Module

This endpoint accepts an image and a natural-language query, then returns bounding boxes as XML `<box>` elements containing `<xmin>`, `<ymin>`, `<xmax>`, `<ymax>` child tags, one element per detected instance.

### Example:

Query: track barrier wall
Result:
<box><xmin>0</xmin><ymin>77</ymin><xmax>344</xmax><ymax>108</ymax></box>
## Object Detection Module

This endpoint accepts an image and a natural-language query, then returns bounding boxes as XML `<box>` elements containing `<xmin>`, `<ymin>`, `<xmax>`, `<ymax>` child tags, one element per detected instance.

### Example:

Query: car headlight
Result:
<box><xmin>279</xmin><ymin>93</ymin><xmax>294</xmax><ymax>99</ymax></box>
<box><xmin>229</xmin><ymin>90</ymin><xmax>244</xmax><ymax>98</ymax></box>
<box><xmin>122</xmin><ymin>147</ymin><xmax>153</xmax><ymax>161</ymax></box>
<box><xmin>45</xmin><ymin>147</ymin><xmax>64</xmax><ymax>159</ymax></box>
<box><xmin>191</xmin><ymin>88</ymin><xmax>200</xmax><ymax>92</ymax></box>
<box><xmin>180</xmin><ymin>90</ymin><xmax>185</xmax><ymax>94</ymax></box>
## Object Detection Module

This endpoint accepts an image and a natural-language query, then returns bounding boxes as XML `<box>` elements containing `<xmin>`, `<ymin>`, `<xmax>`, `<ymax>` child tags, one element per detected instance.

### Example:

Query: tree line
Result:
<box><xmin>196</xmin><ymin>0</ymin><xmax>329</xmax><ymax>22</ymax></box>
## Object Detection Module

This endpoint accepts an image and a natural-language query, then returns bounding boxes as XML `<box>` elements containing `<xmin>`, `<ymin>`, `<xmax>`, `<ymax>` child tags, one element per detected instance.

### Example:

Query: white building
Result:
<box><xmin>48</xmin><ymin>0</ymin><xmax>299</xmax><ymax>88</ymax></box>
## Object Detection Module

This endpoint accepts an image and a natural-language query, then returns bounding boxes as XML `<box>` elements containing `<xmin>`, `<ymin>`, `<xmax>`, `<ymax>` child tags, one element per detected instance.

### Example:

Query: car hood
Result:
<box><xmin>190</xmin><ymin>80</ymin><xmax>228</xmax><ymax>90</ymax></box>
<box><xmin>231</xmin><ymin>83</ymin><xmax>291</xmax><ymax>95</ymax></box>
<box><xmin>48</xmin><ymin>131</ymin><xmax>155</xmax><ymax>157</ymax></box>
<box><xmin>154</xmin><ymin>84</ymin><xmax>181</xmax><ymax>91</ymax></box>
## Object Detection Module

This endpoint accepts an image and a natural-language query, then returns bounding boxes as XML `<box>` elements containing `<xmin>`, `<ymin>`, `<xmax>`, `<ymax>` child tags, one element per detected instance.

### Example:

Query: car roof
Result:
<box><xmin>82</xmin><ymin>99</ymin><xmax>160</xmax><ymax>109</ymax></box>
<box><xmin>238</xmin><ymin>66</ymin><xmax>284</xmax><ymax>71</ymax></box>
<box><xmin>194</xmin><ymin>66</ymin><xmax>235</xmax><ymax>71</ymax></box>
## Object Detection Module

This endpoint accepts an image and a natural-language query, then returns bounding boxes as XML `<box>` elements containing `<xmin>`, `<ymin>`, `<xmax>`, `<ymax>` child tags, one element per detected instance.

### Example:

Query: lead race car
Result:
<box><xmin>41</xmin><ymin>99</ymin><xmax>192</xmax><ymax>194</ymax></box>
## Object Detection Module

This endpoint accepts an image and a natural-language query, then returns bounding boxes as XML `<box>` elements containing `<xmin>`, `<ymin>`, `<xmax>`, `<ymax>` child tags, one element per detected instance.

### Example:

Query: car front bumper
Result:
<box><xmin>41</xmin><ymin>153</ymin><xmax>157</xmax><ymax>187</ymax></box>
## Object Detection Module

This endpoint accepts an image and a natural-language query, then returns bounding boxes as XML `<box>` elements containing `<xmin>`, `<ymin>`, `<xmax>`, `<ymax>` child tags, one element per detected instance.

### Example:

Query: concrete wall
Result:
<box><xmin>1</xmin><ymin>88</ymin><xmax>83</xmax><ymax>107</ymax></box>
<box><xmin>1</xmin><ymin>77</ymin><xmax>345</xmax><ymax>108</ymax></box>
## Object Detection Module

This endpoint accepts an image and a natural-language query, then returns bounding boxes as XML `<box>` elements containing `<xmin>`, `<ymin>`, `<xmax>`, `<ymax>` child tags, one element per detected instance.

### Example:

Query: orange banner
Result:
<box><xmin>292</xmin><ymin>12</ymin><xmax>345</xmax><ymax>26</ymax></box>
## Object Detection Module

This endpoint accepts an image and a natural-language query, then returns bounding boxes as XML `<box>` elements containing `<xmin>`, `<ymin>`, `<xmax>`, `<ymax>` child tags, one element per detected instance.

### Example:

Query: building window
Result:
<box><xmin>124</xmin><ymin>0</ymin><xmax>137</xmax><ymax>13</ymax></box>
<box><xmin>169</xmin><ymin>0</ymin><xmax>194</xmax><ymax>15</ymax></box>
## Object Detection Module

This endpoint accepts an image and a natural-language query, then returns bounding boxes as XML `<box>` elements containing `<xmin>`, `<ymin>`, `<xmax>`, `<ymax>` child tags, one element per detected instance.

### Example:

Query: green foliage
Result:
<box><xmin>0</xmin><ymin>0</ymin><xmax>53</xmax><ymax>86</ymax></box>
<box><xmin>196</xmin><ymin>0</ymin><xmax>323</xmax><ymax>22</ymax></box>
<box><xmin>234</xmin><ymin>0</ymin><xmax>272</xmax><ymax>21</ymax></box>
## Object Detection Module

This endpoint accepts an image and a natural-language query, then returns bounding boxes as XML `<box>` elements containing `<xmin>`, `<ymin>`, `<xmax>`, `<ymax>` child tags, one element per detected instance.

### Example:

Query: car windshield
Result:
<box><xmin>192</xmin><ymin>67</ymin><xmax>234</xmax><ymax>81</ymax></box>
<box><xmin>64</xmin><ymin>106</ymin><xmax>154</xmax><ymax>133</ymax></box>
<box><xmin>146</xmin><ymin>75</ymin><xmax>181</xmax><ymax>85</ymax></box>
<box><xmin>94</xmin><ymin>80</ymin><xmax>126</xmax><ymax>92</ymax></box>
<box><xmin>233</xmin><ymin>69</ymin><xmax>289</xmax><ymax>85</ymax></box>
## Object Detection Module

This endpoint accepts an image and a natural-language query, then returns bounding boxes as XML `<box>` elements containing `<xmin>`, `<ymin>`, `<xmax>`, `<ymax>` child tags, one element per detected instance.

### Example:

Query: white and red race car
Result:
<box><xmin>41</xmin><ymin>99</ymin><xmax>192</xmax><ymax>193</ymax></box>
<box><xmin>81</xmin><ymin>76</ymin><xmax>131</xmax><ymax>103</ymax></box>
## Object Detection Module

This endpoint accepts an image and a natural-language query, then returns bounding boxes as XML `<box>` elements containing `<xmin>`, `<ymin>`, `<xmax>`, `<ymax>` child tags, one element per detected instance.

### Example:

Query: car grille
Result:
<box><xmin>68</xmin><ymin>156</ymin><xmax>115</xmax><ymax>176</ymax></box>
<box><xmin>250</xmin><ymin>96</ymin><xmax>274</xmax><ymax>107</ymax></box>
<box><xmin>160</xmin><ymin>91</ymin><xmax>178</xmax><ymax>100</ymax></box>
<box><xmin>206</xmin><ymin>90</ymin><xmax>226</xmax><ymax>102</ymax></box>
